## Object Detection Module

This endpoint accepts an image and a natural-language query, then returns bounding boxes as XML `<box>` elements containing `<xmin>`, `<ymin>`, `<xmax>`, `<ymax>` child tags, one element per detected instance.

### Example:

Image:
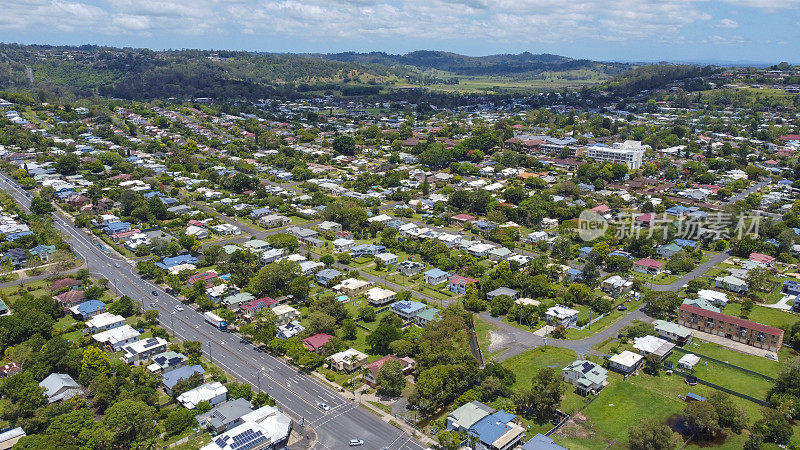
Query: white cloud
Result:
<box><xmin>0</xmin><ymin>0</ymin><xmax>794</xmax><ymax>46</ymax></box>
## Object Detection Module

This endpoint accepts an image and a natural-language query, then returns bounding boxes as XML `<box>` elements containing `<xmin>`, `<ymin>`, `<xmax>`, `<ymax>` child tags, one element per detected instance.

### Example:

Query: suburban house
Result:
<box><xmin>222</xmin><ymin>292</ymin><xmax>256</xmax><ymax>311</ymax></box>
<box><xmin>85</xmin><ymin>312</ymin><xmax>125</xmax><ymax>333</ymax></box>
<box><xmin>333</xmin><ymin>238</ymin><xmax>355</xmax><ymax>253</ymax></box>
<box><xmin>415</xmin><ymin>308</ymin><xmax>442</xmax><ymax>327</ymax></box>
<box><xmin>545</xmin><ymin>305</ymin><xmax>579</xmax><ymax>327</ymax></box>
<box><xmin>391</xmin><ymin>300</ymin><xmax>427</xmax><ymax>321</ymax></box>
<box><xmin>147</xmin><ymin>351</ymin><xmax>188</xmax><ymax>374</ymax></box>
<box><xmin>633</xmin><ymin>335</ymin><xmax>676</xmax><ymax>360</ymax></box>
<box><xmin>398</xmin><ymin>260</ymin><xmax>424</xmax><ymax>276</ymax></box>
<box><xmin>315</xmin><ymin>268</ymin><xmax>342</xmax><ymax>286</ymax></box>
<box><xmin>333</xmin><ymin>278</ymin><xmax>371</xmax><ymax>296</ymax></box>
<box><xmin>749</xmin><ymin>252</ymin><xmax>776</xmax><ymax>267</ymax></box>
<box><xmin>653</xmin><ymin>320</ymin><xmax>693</xmax><ymax>345</ymax></box>
<box><xmin>677</xmin><ymin>354</ymin><xmax>702</xmax><ymax>371</ymax></box>
<box><xmin>2</xmin><ymin>248</ymin><xmax>27</xmax><ymax>267</ymax></box>
<box><xmin>634</xmin><ymin>258</ymin><xmax>663</xmax><ymax>275</ymax></box>
<box><xmin>696</xmin><ymin>289</ymin><xmax>729</xmax><ymax>307</ymax></box>
<box><xmin>92</xmin><ymin>325</ymin><xmax>141</xmax><ymax>351</ymax></box>
<box><xmin>177</xmin><ymin>382</ymin><xmax>228</xmax><ymax>409</ymax></box>
<box><xmin>327</xmin><ymin>348</ymin><xmax>369</xmax><ymax>372</ymax></box>
<box><xmin>197</xmin><ymin>398</ymin><xmax>253</xmax><ymax>434</ymax></box>
<box><xmin>302</xmin><ymin>334</ymin><xmax>333</xmax><ymax>354</ymax></box>
<box><xmin>447</xmin><ymin>400</ymin><xmax>494</xmax><ymax>432</ymax></box>
<box><xmin>121</xmin><ymin>337</ymin><xmax>169</xmax><ymax>365</ymax></box>
<box><xmin>276</xmin><ymin>321</ymin><xmax>305</xmax><ymax>339</ymax></box>
<box><xmin>449</xmin><ymin>275</ymin><xmax>478</xmax><ymax>294</ymax></box>
<box><xmin>162</xmin><ymin>365</ymin><xmax>206</xmax><ymax>396</ymax></box>
<box><xmin>366</xmin><ymin>287</ymin><xmax>396</xmax><ymax>306</ymax></box>
<box><xmin>375</xmin><ymin>252</ymin><xmax>398</xmax><ymax>265</ymax></box>
<box><xmin>608</xmin><ymin>350</ymin><xmax>644</xmax><ymax>374</ymax></box>
<box><xmin>423</xmin><ymin>268</ymin><xmax>449</xmax><ymax>286</ymax></box>
<box><xmin>563</xmin><ymin>360</ymin><xmax>608</xmax><ymax>395</ymax></box>
<box><xmin>272</xmin><ymin>304</ymin><xmax>300</xmax><ymax>326</ymax></box>
<box><xmin>201</xmin><ymin>404</ymin><xmax>291</xmax><ymax>450</ymax></box>
<box><xmin>486</xmin><ymin>287</ymin><xmax>519</xmax><ymax>301</ymax></box>
<box><xmin>468</xmin><ymin>410</ymin><xmax>526</xmax><ymax>450</ymax></box>
<box><xmin>259</xmin><ymin>214</ymin><xmax>292</xmax><ymax>229</ymax></box>
<box><xmin>784</xmin><ymin>279</ymin><xmax>800</xmax><ymax>296</ymax></box>
<box><xmin>601</xmin><ymin>275</ymin><xmax>633</xmax><ymax>296</ymax></box>
<box><xmin>39</xmin><ymin>373</ymin><xmax>82</xmax><ymax>403</ymax></box>
<box><xmin>678</xmin><ymin>304</ymin><xmax>784</xmax><ymax>352</ymax></box>
<box><xmin>362</xmin><ymin>355</ymin><xmax>416</xmax><ymax>387</ymax></box>
<box><xmin>657</xmin><ymin>243</ymin><xmax>682</xmax><ymax>258</ymax></box>
<box><xmin>318</xmin><ymin>221</ymin><xmax>342</xmax><ymax>233</ymax></box>
<box><xmin>715</xmin><ymin>275</ymin><xmax>748</xmax><ymax>293</ymax></box>
<box><xmin>71</xmin><ymin>299</ymin><xmax>106</xmax><ymax>319</ymax></box>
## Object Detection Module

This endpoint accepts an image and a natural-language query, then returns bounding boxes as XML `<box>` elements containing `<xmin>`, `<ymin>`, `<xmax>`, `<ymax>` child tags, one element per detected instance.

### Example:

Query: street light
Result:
<box><xmin>256</xmin><ymin>366</ymin><xmax>265</xmax><ymax>392</ymax></box>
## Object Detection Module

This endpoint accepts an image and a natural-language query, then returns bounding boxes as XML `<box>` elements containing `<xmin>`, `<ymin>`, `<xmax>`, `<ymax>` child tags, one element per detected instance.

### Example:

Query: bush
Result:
<box><xmin>325</xmin><ymin>373</ymin><xmax>335</xmax><ymax>382</ymax></box>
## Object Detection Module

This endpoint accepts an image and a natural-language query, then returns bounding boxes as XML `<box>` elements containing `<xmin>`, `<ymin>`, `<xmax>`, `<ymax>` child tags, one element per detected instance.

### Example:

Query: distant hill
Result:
<box><xmin>319</xmin><ymin>50</ymin><xmax>630</xmax><ymax>77</ymax></box>
<box><xmin>0</xmin><ymin>44</ymin><xmax>632</xmax><ymax>100</ymax></box>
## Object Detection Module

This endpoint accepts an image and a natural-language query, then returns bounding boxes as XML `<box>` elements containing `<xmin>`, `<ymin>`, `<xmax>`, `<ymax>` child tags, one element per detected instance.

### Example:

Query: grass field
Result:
<box><xmin>722</xmin><ymin>302</ymin><xmax>798</xmax><ymax>329</ymax></box>
<box><xmin>682</xmin><ymin>340</ymin><xmax>793</xmax><ymax>378</ymax></box>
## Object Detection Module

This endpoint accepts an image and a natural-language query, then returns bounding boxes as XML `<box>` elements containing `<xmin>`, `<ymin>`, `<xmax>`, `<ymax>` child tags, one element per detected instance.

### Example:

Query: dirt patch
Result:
<box><xmin>553</xmin><ymin>412</ymin><xmax>594</xmax><ymax>440</ymax></box>
<box><xmin>488</xmin><ymin>330</ymin><xmax>514</xmax><ymax>352</ymax></box>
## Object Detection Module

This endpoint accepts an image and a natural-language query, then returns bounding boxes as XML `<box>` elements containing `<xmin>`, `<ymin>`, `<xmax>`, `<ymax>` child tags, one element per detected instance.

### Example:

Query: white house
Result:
<box><xmin>545</xmin><ymin>305</ymin><xmax>579</xmax><ymax>327</ymax></box>
<box><xmin>366</xmin><ymin>287</ymin><xmax>396</xmax><ymax>306</ymax></box>
<box><xmin>85</xmin><ymin>312</ymin><xmax>125</xmax><ymax>333</ymax></box>
<box><xmin>92</xmin><ymin>325</ymin><xmax>141</xmax><ymax>351</ymax></box>
<box><xmin>563</xmin><ymin>360</ymin><xmax>608</xmax><ymax>395</ymax></box>
<box><xmin>608</xmin><ymin>350</ymin><xmax>644</xmax><ymax>374</ymax></box>
<box><xmin>178</xmin><ymin>382</ymin><xmax>228</xmax><ymax>409</ymax></box>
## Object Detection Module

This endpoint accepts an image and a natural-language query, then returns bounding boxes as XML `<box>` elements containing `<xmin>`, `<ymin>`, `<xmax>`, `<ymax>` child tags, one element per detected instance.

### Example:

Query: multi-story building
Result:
<box><xmin>678</xmin><ymin>304</ymin><xmax>784</xmax><ymax>352</ymax></box>
<box><xmin>585</xmin><ymin>140</ymin><xmax>645</xmax><ymax>169</ymax></box>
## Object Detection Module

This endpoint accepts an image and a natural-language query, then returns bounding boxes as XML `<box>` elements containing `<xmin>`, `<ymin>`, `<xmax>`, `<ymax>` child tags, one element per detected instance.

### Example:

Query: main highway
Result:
<box><xmin>0</xmin><ymin>175</ymin><xmax>427</xmax><ymax>450</ymax></box>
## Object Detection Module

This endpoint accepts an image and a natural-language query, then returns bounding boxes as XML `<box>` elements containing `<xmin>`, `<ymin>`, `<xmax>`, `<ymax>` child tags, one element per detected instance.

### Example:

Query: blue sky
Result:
<box><xmin>1</xmin><ymin>0</ymin><xmax>798</xmax><ymax>63</ymax></box>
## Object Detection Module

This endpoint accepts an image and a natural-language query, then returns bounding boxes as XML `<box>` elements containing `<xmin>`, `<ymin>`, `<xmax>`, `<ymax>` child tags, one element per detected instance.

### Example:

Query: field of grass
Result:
<box><xmin>682</xmin><ymin>340</ymin><xmax>792</xmax><ymax>378</ymax></box>
<box><xmin>475</xmin><ymin>317</ymin><xmax>505</xmax><ymax>361</ymax></box>
<box><xmin>502</xmin><ymin>347</ymin><xmax>578</xmax><ymax>392</ymax></box>
<box><xmin>393</xmin><ymin>69</ymin><xmax>611</xmax><ymax>94</ymax></box>
<box><xmin>722</xmin><ymin>302</ymin><xmax>798</xmax><ymax>329</ymax></box>
<box><xmin>665</xmin><ymin>351</ymin><xmax>773</xmax><ymax>400</ymax></box>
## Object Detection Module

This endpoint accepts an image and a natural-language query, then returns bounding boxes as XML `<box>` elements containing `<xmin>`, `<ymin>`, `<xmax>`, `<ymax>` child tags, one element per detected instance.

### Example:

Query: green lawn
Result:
<box><xmin>632</xmin><ymin>271</ymin><xmax>680</xmax><ymax>285</ymax></box>
<box><xmin>502</xmin><ymin>347</ymin><xmax>578</xmax><ymax>392</ymax></box>
<box><xmin>682</xmin><ymin>340</ymin><xmax>791</xmax><ymax>378</ymax></box>
<box><xmin>475</xmin><ymin>317</ymin><xmax>505</xmax><ymax>361</ymax></box>
<box><xmin>722</xmin><ymin>302</ymin><xmax>798</xmax><ymax>329</ymax></box>
<box><xmin>665</xmin><ymin>351</ymin><xmax>773</xmax><ymax>400</ymax></box>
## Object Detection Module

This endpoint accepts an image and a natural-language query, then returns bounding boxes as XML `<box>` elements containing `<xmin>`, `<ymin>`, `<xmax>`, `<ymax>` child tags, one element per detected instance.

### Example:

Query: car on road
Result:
<box><xmin>151</xmin><ymin>290</ymin><xmax>158</xmax><ymax>296</ymax></box>
<box><xmin>317</xmin><ymin>402</ymin><xmax>330</xmax><ymax>411</ymax></box>
<box><xmin>175</xmin><ymin>305</ymin><xmax>184</xmax><ymax>312</ymax></box>
<box><xmin>617</xmin><ymin>305</ymin><xmax>627</xmax><ymax>311</ymax></box>
<box><xmin>150</xmin><ymin>302</ymin><xmax>156</xmax><ymax>308</ymax></box>
<box><xmin>114</xmin><ymin>263</ymin><xmax>120</xmax><ymax>268</ymax></box>
<box><xmin>348</xmin><ymin>439</ymin><xmax>364</xmax><ymax>446</ymax></box>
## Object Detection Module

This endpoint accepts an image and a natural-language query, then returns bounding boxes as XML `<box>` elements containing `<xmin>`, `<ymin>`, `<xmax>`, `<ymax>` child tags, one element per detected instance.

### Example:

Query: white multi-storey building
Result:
<box><xmin>585</xmin><ymin>140</ymin><xmax>646</xmax><ymax>169</ymax></box>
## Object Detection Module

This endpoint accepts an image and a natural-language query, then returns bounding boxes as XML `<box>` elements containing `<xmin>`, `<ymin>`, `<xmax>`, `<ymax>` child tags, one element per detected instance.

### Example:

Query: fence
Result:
<box><xmin>670</xmin><ymin>370</ymin><xmax>773</xmax><ymax>408</ymax></box>
<box><xmin>672</xmin><ymin>347</ymin><xmax>775</xmax><ymax>381</ymax></box>
<box><xmin>545</xmin><ymin>393</ymin><xmax>599</xmax><ymax>437</ymax></box>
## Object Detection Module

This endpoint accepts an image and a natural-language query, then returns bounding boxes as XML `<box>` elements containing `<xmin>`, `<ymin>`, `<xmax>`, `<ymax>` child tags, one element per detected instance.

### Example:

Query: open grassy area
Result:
<box><xmin>475</xmin><ymin>317</ymin><xmax>505</xmax><ymax>361</ymax></box>
<box><xmin>722</xmin><ymin>302</ymin><xmax>798</xmax><ymax>330</ymax></box>
<box><xmin>665</xmin><ymin>351</ymin><xmax>773</xmax><ymax>400</ymax></box>
<box><xmin>682</xmin><ymin>340</ymin><xmax>792</xmax><ymax>378</ymax></box>
<box><xmin>502</xmin><ymin>347</ymin><xmax>578</xmax><ymax>392</ymax></box>
<box><xmin>632</xmin><ymin>271</ymin><xmax>680</xmax><ymax>286</ymax></box>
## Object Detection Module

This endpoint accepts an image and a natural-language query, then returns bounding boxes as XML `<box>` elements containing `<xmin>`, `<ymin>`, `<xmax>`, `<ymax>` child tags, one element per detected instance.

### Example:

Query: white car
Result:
<box><xmin>317</xmin><ymin>402</ymin><xmax>330</xmax><ymax>411</ymax></box>
<box><xmin>175</xmin><ymin>305</ymin><xmax>184</xmax><ymax>312</ymax></box>
<box><xmin>348</xmin><ymin>439</ymin><xmax>364</xmax><ymax>447</ymax></box>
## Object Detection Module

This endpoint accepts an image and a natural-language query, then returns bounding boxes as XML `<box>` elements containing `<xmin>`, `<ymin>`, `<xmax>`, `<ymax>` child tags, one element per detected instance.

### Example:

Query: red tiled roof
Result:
<box><xmin>302</xmin><ymin>333</ymin><xmax>333</xmax><ymax>351</ymax></box>
<box><xmin>679</xmin><ymin>304</ymin><xmax>784</xmax><ymax>336</ymax></box>
<box><xmin>635</xmin><ymin>258</ymin><xmax>663</xmax><ymax>268</ymax></box>
<box><xmin>51</xmin><ymin>278</ymin><xmax>81</xmax><ymax>291</ymax></box>
<box><xmin>54</xmin><ymin>289</ymin><xmax>85</xmax><ymax>306</ymax></box>
<box><xmin>591</xmin><ymin>204</ymin><xmax>611</xmax><ymax>213</ymax></box>
<box><xmin>363</xmin><ymin>354</ymin><xmax>415</xmax><ymax>378</ymax></box>
<box><xmin>749</xmin><ymin>253</ymin><xmax>775</xmax><ymax>264</ymax></box>
<box><xmin>449</xmin><ymin>275</ymin><xmax>477</xmax><ymax>285</ymax></box>
<box><xmin>636</xmin><ymin>213</ymin><xmax>654</xmax><ymax>222</ymax></box>
<box><xmin>452</xmin><ymin>214</ymin><xmax>476</xmax><ymax>221</ymax></box>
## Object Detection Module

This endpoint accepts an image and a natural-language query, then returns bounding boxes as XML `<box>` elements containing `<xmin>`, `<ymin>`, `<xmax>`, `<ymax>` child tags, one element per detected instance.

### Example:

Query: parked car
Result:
<box><xmin>151</xmin><ymin>290</ymin><xmax>158</xmax><ymax>296</ymax></box>
<box><xmin>318</xmin><ymin>402</ymin><xmax>330</xmax><ymax>411</ymax></box>
<box><xmin>349</xmin><ymin>439</ymin><xmax>364</xmax><ymax>447</ymax></box>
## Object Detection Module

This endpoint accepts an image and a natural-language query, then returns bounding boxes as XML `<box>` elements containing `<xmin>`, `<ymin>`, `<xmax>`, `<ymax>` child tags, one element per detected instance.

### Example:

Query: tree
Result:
<box><xmin>376</xmin><ymin>360</ymin><xmax>406</xmax><ymax>397</ymax></box>
<box><xmin>628</xmin><ymin>418</ymin><xmax>677</xmax><ymax>450</ymax></box>
<box><xmin>358</xmin><ymin>305</ymin><xmax>376</xmax><ymax>323</ymax></box>
<box><xmin>163</xmin><ymin>407</ymin><xmax>197</xmax><ymax>436</ymax></box>
<box><xmin>30</xmin><ymin>196</ymin><xmax>54</xmax><ymax>215</ymax></box>
<box><xmin>252</xmin><ymin>391</ymin><xmax>277</xmax><ymax>408</ymax></box>
<box><xmin>332</xmin><ymin>135</ymin><xmax>357</xmax><ymax>155</ymax></box>
<box><xmin>102</xmin><ymin>399</ymin><xmax>156</xmax><ymax>446</ymax></box>
<box><xmin>753</xmin><ymin>409</ymin><xmax>793</xmax><ymax>445</ymax></box>
<box><xmin>707</xmin><ymin>392</ymin><xmax>747</xmax><ymax>433</ymax></box>
<box><xmin>643</xmin><ymin>291</ymin><xmax>682</xmax><ymax>319</ymax></box>
<box><xmin>747</xmin><ymin>267</ymin><xmax>773</xmax><ymax>293</ymax></box>
<box><xmin>367</xmin><ymin>321</ymin><xmax>403</xmax><ymax>355</ymax></box>
<box><xmin>308</xmin><ymin>312</ymin><xmax>337</xmax><ymax>336</ymax></box>
<box><xmin>341</xmin><ymin>319</ymin><xmax>358</xmax><ymax>340</ymax></box>
<box><xmin>0</xmin><ymin>372</ymin><xmax>45</xmax><ymax>420</ymax></box>
<box><xmin>227</xmin><ymin>382</ymin><xmax>254</xmax><ymax>400</ymax></box>
<box><xmin>489</xmin><ymin>294</ymin><xmax>514</xmax><ymax>317</ymax></box>
<box><xmin>107</xmin><ymin>295</ymin><xmax>136</xmax><ymax>317</ymax></box>
<box><xmin>644</xmin><ymin>353</ymin><xmax>661</xmax><ymax>375</ymax></box>
<box><xmin>512</xmin><ymin>367</ymin><xmax>564</xmax><ymax>419</ymax></box>
<box><xmin>56</xmin><ymin>152</ymin><xmax>80</xmax><ymax>175</ymax></box>
<box><xmin>81</xmin><ymin>346</ymin><xmax>111</xmax><ymax>380</ymax></box>
<box><xmin>320</xmin><ymin>254</ymin><xmax>335</xmax><ymax>267</ymax></box>
<box><xmin>684</xmin><ymin>401</ymin><xmax>720</xmax><ymax>439</ymax></box>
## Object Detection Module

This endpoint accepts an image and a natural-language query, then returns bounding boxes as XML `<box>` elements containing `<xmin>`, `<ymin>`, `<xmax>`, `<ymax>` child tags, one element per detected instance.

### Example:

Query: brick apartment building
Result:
<box><xmin>678</xmin><ymin>304</ymin><xmax>784</xmax><ymax>352</ymax></box>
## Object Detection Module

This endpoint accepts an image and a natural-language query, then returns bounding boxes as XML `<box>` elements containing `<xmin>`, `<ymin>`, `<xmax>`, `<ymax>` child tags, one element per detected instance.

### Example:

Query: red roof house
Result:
<box><xmin>749</xmin><ymin>252</ymin><xmax>776</xmax><ymax>266</ymax></box>
<box><xmin>362</xmin><ymin>355</ymin><xmax>416</xmax><ymax>387</ymax></box>
<box><xmin>302</xmin><ymin>334</ymin><xmax>333</xmax><ymax>354</ymax></box>
<box><xmin>634</xmin><ymin>258</ymin><xmax>664</xmax><ymax>275</ymax></box>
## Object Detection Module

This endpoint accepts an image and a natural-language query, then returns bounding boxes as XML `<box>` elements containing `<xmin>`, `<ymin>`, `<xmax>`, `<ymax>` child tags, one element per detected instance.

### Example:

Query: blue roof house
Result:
<box><xmin>391</xmin><ymin>300</ymin><xmax>427</xmax><ymax>321</ymax></box>
<box><xmin>74</xmin><ymin>300</ymin><xmax>106</xmax><ymax>319</ymax></box>
<box><xmin>423</xmin><ymin>268</ymin><xmax>449</xmax><ymax>286</ymax></box>
<box><xmin>103</xmin><ymin>221</ymin><xmax>132</xmax><ymax>235</ymax></box>
<box><xmin>155</xmin><ymin>254</ymin><xmax>199</xmax><ymax>270</ymax></box>
<box><xmin>579</xmin><ymin>246</ymin><xmax>593</xmax><ymax>259</ymax></box>
<box><xmin>316</xmin><ymin>269</ymin><xmax>342</xmax><ymax>286</ymax></box>
<box><xmin>468</xmin><ymin>410</ymin><xmax>525</xmax><ymax>450</ymax></box>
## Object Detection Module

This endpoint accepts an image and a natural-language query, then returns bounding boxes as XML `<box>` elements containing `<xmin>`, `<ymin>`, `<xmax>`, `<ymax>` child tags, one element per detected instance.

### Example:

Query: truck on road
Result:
<box><xmin>204</xmin><ymin>311</ymin><xmax>227</xmax><ymax>331</ymax></box>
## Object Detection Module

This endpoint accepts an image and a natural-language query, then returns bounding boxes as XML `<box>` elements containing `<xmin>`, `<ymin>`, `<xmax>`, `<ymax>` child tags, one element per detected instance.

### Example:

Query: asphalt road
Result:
<box><xmin>0</xmin><ymin>175</ymin><xmax>427</xmax><ymax>450</ymax></box>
